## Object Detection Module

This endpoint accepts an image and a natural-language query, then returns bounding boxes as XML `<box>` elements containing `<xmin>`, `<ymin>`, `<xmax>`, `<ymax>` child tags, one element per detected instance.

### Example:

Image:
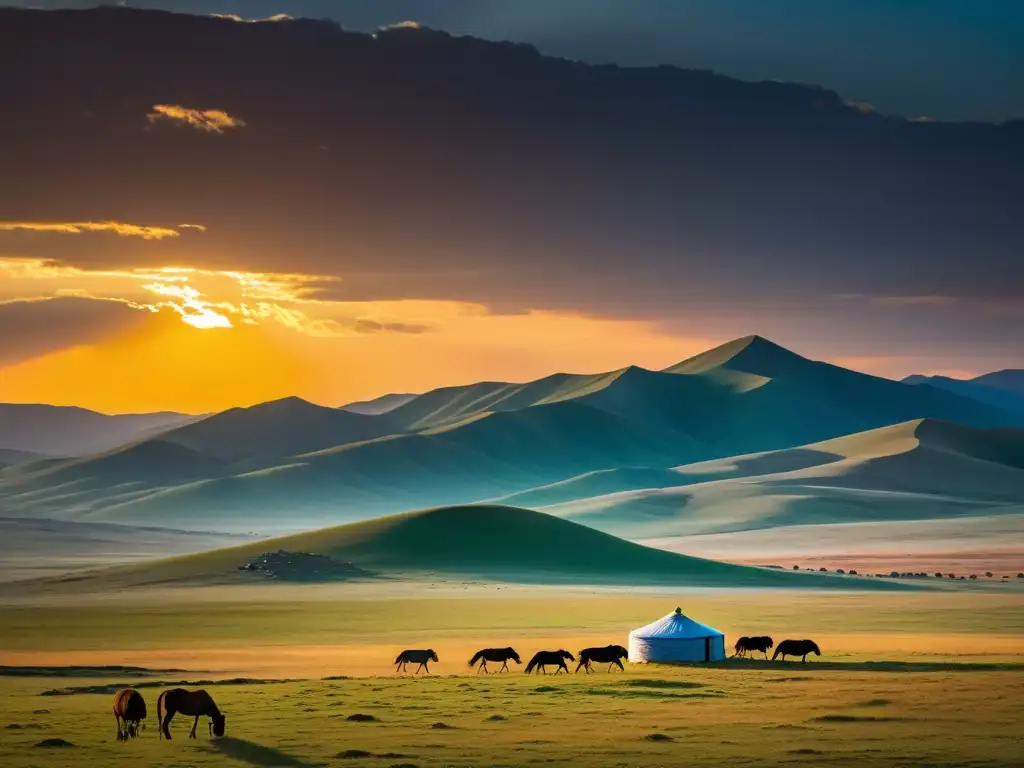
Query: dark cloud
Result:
<box><xmin>0</xmin><ymin>297</ymin><xmax>146</xmax><ymax>366</ymax></box>
<box><xmin>0</xmin><ymin>7</ymin><xmax>1020</xmax><ymax>371</ymax></box>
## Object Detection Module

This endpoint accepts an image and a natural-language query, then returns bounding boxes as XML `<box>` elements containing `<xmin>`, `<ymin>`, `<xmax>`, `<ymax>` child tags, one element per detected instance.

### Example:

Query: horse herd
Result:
<box><xmin>734</xmin><ymin>637</ymin><xmax>821</xmax><ymax>662</ymax></box>
<box><xmin>111</xmin><ymin>639</ymin><xmax>822</xmax><ymax>741</ymax></box>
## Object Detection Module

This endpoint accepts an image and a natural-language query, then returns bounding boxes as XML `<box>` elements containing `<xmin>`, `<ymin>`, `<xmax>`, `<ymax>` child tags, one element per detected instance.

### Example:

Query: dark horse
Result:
<box><xmin>469</xmin><ymin>647</ymin><xmax>521</xmax><ymax>674</ymax></box>
<box><xmin>157</xmin><ymin>688</ymin><xmax>225</xmax><ymax>740</ymax></box>
<box><xmin>733</xmin><ymin>636</ymin><xmax>774</xmax><ymax>659</ymax></box>
<box><xmin>112</xmin><ymin>688</ymin><xmax>147</xmax><ymax>741</ymax></box>
<box><xmin>772</xmin><ymin>639</ymin><xmax>821</xmax><ymax>663</ymax></box>
<box><xmin>395</xmin><ymin>649</ymin><xmax>438</xmax><ymax>674</ymax></box>
<box><xmin>524</xmin><ymin>650</ymin><xmax>575</xmax><ymax>675</ymax></box>
<box><xmin>576</xmin><ymin>645</ymin><xmax>629</xmax><ymax>673</ymax></box>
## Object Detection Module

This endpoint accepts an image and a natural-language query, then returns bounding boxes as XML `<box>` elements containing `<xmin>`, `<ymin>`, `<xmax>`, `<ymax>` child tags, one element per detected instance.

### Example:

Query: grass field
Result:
<box><xmin>2</xmin><ymin>584</ymin><xmax>1022</xmax><ymax>766</ymax></box>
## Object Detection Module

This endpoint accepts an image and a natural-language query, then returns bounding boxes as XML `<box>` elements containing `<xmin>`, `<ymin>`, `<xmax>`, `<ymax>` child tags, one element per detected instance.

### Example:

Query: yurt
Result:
<box><xmin>628</xmin><ymin>607</ymin><xmax>726</xmax><ymax>663</ymax></box>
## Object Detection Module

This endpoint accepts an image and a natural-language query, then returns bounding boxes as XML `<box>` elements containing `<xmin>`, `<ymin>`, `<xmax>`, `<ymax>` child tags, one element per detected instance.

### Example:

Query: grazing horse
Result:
<box><xmin>112</xmin><ymin>688</ymin><xmax>147</xmax><ymax>741</ymax></box>
<box><xmin>395</xmin><ymin>649</ymin><xmax>438</xmax><ymax>674</ymax></box>
<box><xmin>772</xmin><ymin>639</ymin><xmax>821</xmax><ymax>663</ymax></box>
<box><xmin>157</xmin><ymin>689</ymin><xmax>225</xmax><ymax>740</ymax></box>
<box><xmin>469</xmin><ymin>647</ymin><xmax>521</xmax><ymax>674</ymax></box>
<box><xmin>733</xmin><ymin>636</ymin><xmax>774</xmax><ymax>659</ymax></box>
<box><xmin>524</xmin><ymin>650</ymin><xmax>575</xmax><ymax>675</ymax></box>
<box><xmin>576</xmin><ymin>645</ymin><xmax>629</xmax><ymax>673</ymax></box>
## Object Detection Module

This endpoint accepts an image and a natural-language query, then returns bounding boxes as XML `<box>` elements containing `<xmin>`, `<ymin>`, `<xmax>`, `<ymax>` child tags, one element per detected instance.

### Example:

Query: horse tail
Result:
<box><xmin>156</xmin><ymin>691</ymin><xmax>166</xmax><ymax>739</ymax></box>
<box><xmin>469</xmin><ymin>650</ymin><xmax>484</xmax><ymax>667</ymax></box>
<box><xmin>734</xmin><ymin>637</ymin><xmax>745</xmax><ymax>653</ymax></box>
<box><xmin>525</xmin><ymin>656</ymin><xmax>537</xmax><ymax>674</ymax></box>
<box><xmin>394</xmin><ymin>652</ymin><xmax>405</xmax><ymax>665</ymax></box>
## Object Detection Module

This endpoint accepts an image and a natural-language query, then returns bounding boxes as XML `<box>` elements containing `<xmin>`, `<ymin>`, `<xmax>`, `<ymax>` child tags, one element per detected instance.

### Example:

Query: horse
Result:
<box><xmin>112</xmin><ymin>688</ymin><xmax>147</xmax><ymax>741</ymax></box>
<box><xmin>524</xmin><ymin>650</ymin><xmax>575</xmax><ymax>675</ymax></box>
<box><xmin>395</xmin><ymin>649</ymin><xmax>438</xmax><ymax>674</ymax></box>
<box><xmin>576</xmin><ymin>645</ymin><xmax>629</xmax><ymax>673</ymax></box>
<box><xmin>157</xmin><ymin>689</ymin><xmax>225</xmax><ymax>740</ymax></box>
<box><xmin>771</xmin><ymin>639</ymin><xmax>821</xmax><ymax>663</ymax></box>
<box><xmin>469</xmin><ymin>647</ymin><xmax>521</xmax><ymax>674</ymax></box>
<box><xmin>733</xmin><ymin>636</ymin><xmax>774</xmax><ymax>659</ymax></box>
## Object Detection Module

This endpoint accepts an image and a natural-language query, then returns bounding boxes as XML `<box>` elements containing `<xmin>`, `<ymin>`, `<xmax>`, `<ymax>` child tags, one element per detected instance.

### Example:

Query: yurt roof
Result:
<box><xmin>629</xmin><ymin>607</ymin><xmax>724</xmax><ymax>639</ymax></box>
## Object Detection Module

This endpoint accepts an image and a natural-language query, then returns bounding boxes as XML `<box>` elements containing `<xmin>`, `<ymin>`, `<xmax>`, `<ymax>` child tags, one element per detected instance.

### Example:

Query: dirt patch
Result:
<box><xmin>431</xmin><ymin>722</ymin><xmax>453</xmax><ymax>729</ymax></box>
<box><xmin>345</xmin><ymin>713</ymin><xmax>378</xmax><ymax>722</ymax></box>
<box><xmin>644</xmin><ymin>733</ymin><xmax>673</xmax><ymax>742</ymax></box>
<box><xmin>487</xmin><ymin>714</ymin><xmax>507</xmax><ymax>721</ymax></box>
<box><xmin>337</xmin><ymin>750</ymin><xmax>373</xmax><ymax>758</ymax></box>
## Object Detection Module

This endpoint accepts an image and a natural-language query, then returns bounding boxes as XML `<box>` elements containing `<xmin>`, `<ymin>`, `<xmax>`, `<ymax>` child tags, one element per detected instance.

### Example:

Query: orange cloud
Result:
<box><xmin>148</xmin><ymin>104</ymin><xmax>246</xmax><ymax>133</ymax></box>
<box><xmin>0</xmin><ymin>220</ymin><xmax>182</xmax><ymax>239</ymax></box>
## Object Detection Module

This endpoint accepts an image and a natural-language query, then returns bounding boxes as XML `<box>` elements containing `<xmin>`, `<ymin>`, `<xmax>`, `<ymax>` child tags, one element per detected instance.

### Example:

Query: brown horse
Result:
<box><xmin>733</xmin><ymin>636</ymin><xmax>774</xmax><ymax>659</ymax></box>
<box><xmin>157</xmin><ymin>688</ymin><xmax>225</xmax><ymax>740</ymax></box>
<box><xmin>576</xmin><ymin>645</ymin><xmax>629</xmax><ymax>673</ymax></box>
<box><xmin>395</xmin><ymin>649</ymin><xmax>438</xmax><ymax>674</ymax></box>
<box><xmin>772</xmin><ymin>639</ymin><xmax>821</xmax><ymax>663</ymax></box>
<box><xmin>112</xmin><ymin>688</ymin><xmax>147</xmax><ymax>741</ymax></box>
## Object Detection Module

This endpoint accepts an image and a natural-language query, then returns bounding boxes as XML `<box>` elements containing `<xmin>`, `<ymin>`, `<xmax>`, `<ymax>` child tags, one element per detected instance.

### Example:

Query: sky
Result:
<box><xmin>0</xmin><ymin>4</ymin><xmax>1021</xmax><ymax>414</ymax></box>
<box><xmin>10</xmin><ymin>0</ymin><xmax>1024</xmax><ymax>122</ymax></box>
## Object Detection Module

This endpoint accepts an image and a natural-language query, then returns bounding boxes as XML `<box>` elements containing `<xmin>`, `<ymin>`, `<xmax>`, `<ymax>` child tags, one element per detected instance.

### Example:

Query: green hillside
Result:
<box><xmin>51</xmin><ymin>505</ymin><xmax>899</xmax><ymax>590</ymax></box>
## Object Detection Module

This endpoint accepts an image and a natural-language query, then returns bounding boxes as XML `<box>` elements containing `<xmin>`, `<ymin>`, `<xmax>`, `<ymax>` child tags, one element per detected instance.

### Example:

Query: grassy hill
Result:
<box><xmin>543</xmin><ymin>419</ymin><xmax>1024</xmax><ymax>539</ymax></box>
<box><xmin>47</xmin><ymin>504</ymin><xmax>898</xmax><ymax>590</ymax></box>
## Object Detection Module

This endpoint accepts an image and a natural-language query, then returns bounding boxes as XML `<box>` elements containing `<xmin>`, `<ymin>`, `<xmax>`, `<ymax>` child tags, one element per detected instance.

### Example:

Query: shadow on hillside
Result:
<box><xmin>204</xmin><ymin>737</ymin><xmax>320</xmax><ymax>768</ymax></box>
<box><xmin>701</xmin><ymin>659</ymin><xmax>1024</xmax><ymax>673</ymax></box>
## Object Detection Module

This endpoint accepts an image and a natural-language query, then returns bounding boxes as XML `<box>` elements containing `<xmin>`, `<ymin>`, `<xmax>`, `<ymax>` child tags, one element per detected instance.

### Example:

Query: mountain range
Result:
<box><xmin>903</xmin><ymin>372</ymin><xmax>1024</xmax><ymax>417</ymax></box>
<box><xmin>1</xmin><ymin>336</ymin><xmax>1022</xmax><ymax>541</ymax></box>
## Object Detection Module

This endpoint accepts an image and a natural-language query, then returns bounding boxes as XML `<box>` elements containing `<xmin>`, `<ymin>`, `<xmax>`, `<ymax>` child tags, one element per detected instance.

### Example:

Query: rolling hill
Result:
<box><xmin>0</xmin><ymin>403</ymin><xmax>195</xmax><ymax>457</ymax></box>
<box><xmin>0</xmin><ymin>401</ymin><xmax>697</xmax><ymax>530</ymax></box>
<box><xmin>42</xmin><ymin>505</ymin><xmax>895</xmax><ymax>590</ymax></box>
<box><xmin>903</xmin><ymin>373</ymin><xmax>1024</xmax><ymax>416</ymax></box>
<box><xmin>541</xmin><ymin>419</ymin><xmax>1024</xmax><ymax>541</ymax></box>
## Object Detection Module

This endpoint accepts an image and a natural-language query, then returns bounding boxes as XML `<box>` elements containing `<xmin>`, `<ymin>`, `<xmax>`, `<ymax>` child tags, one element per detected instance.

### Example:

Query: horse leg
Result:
<box><xmin>161</xmin><ymin>711</ymin><xmax>174</xmax><ymax>740</ymax></box>
<box><xmin>802</xmin><ymin>654</ymin><xmax>807</xmax><ymax>663</ymax></box>
<box><xmin>613</xmin><ymin>659</ymin><xmax>624</xmax><ymax>672</ymax></box>
<box><xmin>189</xmin><ymin>716</ymin><xmax>199</xmax><ymax>739</ymax></box>
<box><xmin>115</xmin><ymin>715</ymin><xmax>123</xmax><ymax>742</ymax></box>
<box><xmin>500</xmin><ymin>660</ymin><xmax>509</xmax><ymax>673</ymax></box>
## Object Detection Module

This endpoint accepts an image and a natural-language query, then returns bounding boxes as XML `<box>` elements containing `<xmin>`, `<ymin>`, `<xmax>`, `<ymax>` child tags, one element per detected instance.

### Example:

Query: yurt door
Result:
<box><xmin>704</xmin><ymin>637</ymin><xmax>711</xmax><ymax>662</ymax></box>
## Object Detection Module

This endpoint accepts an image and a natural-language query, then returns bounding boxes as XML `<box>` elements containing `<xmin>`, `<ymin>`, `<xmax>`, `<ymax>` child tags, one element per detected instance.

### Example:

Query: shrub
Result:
<box><xmin>819</xmin><ymin>567</ymin><xmax>828</xmax><ymax>572</ymax></box>
<box><xmin>986</xmin><ymin>572</ymin><xmax>993</xmax><ymax>578</ymax></box>
<box><xmin>848</xmin><ymin>570</ymin><xmax>858</xmax><ymax>575</ymax></box>
<box><xmin>935</xmin><ymin>572</ymin><xmax>943</xmax><ymax>578</ymax></box>
<box><xmin>836</xmin><ymin>569</ymin><xmax>846</xmax><ymax>574</ymax></box>
<box><xmin>793</xmin><ymin>565</ymin><xmax>800</xmax><ymax>570</ymax></box>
